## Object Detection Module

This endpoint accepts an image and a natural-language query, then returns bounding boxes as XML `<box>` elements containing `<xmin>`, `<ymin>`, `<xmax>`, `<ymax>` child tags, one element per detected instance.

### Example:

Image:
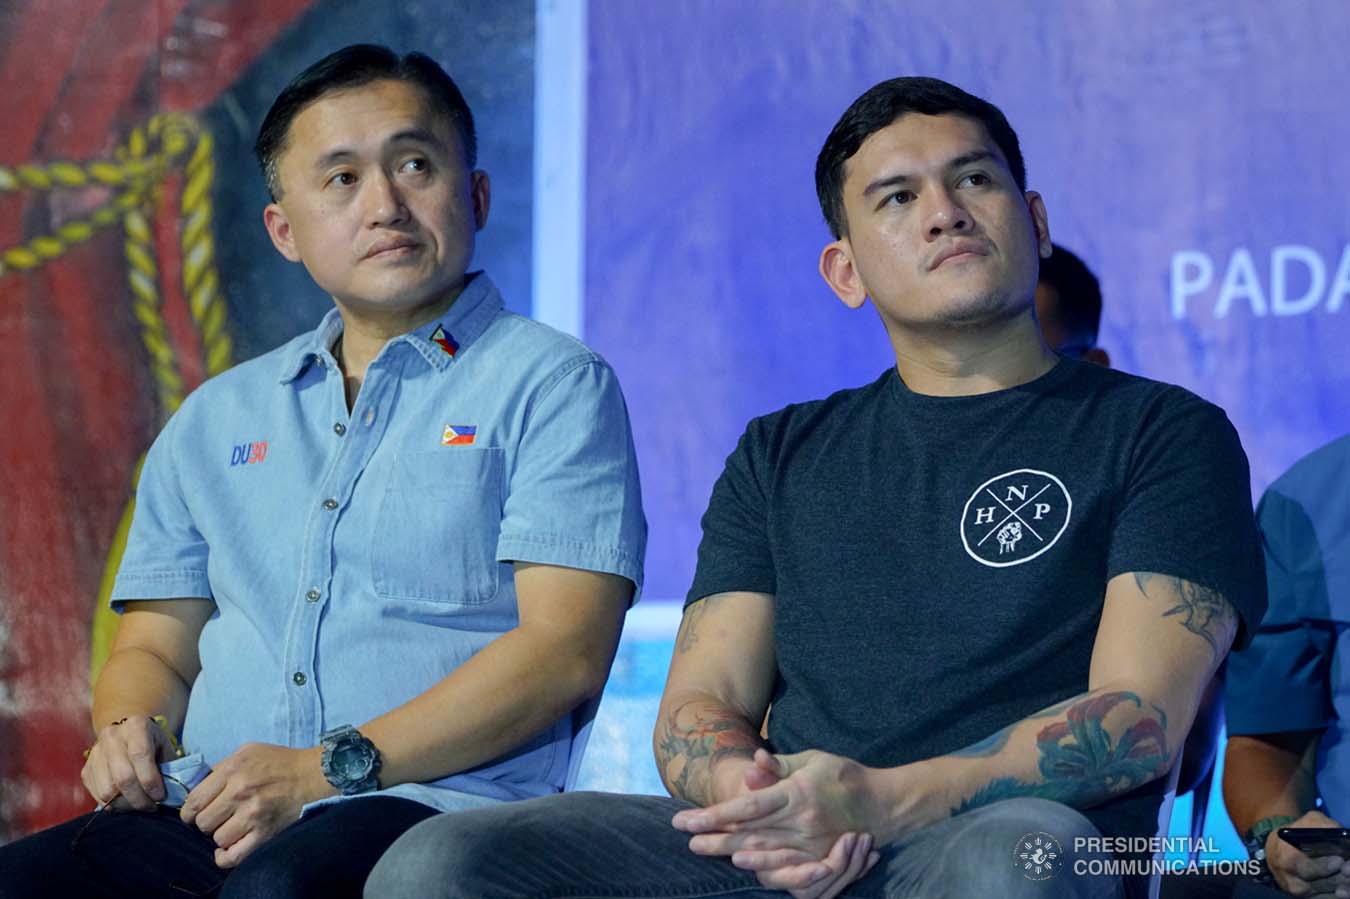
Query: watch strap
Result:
<box><xmin>1243</xmin><ymin>814</ymin><xmax>1299</xmax><ymax>885</ymax></box>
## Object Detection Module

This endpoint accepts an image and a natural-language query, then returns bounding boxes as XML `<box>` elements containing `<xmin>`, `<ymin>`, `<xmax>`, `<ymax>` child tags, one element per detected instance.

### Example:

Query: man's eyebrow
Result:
<box><xmin>385</xmin><ymin>127</ymin><xmax>443</xmax><ymax>148</ymax></box>
<box><xmin>312</xmin><ymin>129</ymin><xmax>445</xmax><ymax>170</ymax></box>
<box><xmin>315</xmin><ymin>148</ymin><xmax>358</xmax><ymax>170</ymax></box>
<box><xmin>860</xmin><ymin>150</ymin><xmax>999</xmax><ymax>197</ymax></box>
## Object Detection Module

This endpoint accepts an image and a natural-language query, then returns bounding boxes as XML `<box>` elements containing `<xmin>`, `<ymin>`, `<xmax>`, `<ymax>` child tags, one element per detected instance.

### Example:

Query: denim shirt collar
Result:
<box><xmin>278</xmin><ymin>271</ymin><xmax>505</xmax><ymax>384</ymax></box>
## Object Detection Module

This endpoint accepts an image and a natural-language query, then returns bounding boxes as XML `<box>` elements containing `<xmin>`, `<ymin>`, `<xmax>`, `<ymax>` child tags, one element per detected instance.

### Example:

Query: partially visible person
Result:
<box><xmin>1224</xmin><ymin>435</ymin><xmax>1350</xmax><ymax>898</ymax></box>
<box><xmin>1036</xmin><ymin>243</ymin><xmax>1110</xmax><ymax>366</ymax></box>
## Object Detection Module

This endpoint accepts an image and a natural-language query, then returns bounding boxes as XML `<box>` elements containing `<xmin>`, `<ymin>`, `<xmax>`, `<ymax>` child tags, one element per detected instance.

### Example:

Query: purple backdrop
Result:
<box><xmin>583</xmin><ymin>0</ymin><xmax>1350</xmax><ymax>600</ymax></box>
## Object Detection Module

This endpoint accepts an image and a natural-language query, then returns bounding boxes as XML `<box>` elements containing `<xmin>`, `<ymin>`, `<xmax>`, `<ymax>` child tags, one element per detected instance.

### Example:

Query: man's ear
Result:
<box><xmin>1025</xmin><ymin>191</ymin><xmax>1052</xmax><ymax>259</ymax></box>
<box><xmin>263</xmin><ymin>203</ymin><xmax>302</xmax><ymax>262</ymax></box>
<box><xmin>470</xmin><ymin>170</ymin><xmax>491</xmax><ymax>231</ymax></box>
<box><xmin>819</xmin><ymin>238</ymin><xmax>867</xmax><ymax>310</ymax></box>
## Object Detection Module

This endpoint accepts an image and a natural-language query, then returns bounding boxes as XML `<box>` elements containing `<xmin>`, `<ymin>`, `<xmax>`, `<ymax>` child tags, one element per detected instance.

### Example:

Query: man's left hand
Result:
<box><xmin>673</xmin><ymin>748</ymin><xmax>891</xmax><ymax>864</ymax></box>
<box><xmin>180</xmin><ymin>743</ymin><xmax>329</xmax><ymax>868</ymax></box>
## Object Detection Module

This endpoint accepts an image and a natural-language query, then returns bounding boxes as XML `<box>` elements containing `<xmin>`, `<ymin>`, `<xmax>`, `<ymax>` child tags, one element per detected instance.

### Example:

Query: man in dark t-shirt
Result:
<box><xmin>368</xmin><ymin>77</ymin><xmax>1265</xmax><ymax>899</ymax></box>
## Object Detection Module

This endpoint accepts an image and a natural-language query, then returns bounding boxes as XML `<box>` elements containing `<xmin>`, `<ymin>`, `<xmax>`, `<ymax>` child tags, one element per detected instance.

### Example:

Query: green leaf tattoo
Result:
<box><xmin>953</xmin><ymin>691</ymin><xmax>1170</xmax><ymax>814</ymax></box>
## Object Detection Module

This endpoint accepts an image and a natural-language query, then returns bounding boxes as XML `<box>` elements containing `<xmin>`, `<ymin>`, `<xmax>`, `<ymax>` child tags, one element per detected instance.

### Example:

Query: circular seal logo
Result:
<box><xmin>960</xmin><ymin>469</ymin><xmax>1072</xmax><ymax>568</ymax></box>
<box><xmin>1014</xmin><ymin>831</ymin><xmax>1063</xmax><ymax>880</ymax></box>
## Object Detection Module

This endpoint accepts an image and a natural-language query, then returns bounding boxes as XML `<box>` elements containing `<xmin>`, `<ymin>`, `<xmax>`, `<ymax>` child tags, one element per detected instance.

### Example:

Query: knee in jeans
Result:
<box><xmin>218</xmin><ymin>856</ymin><xmax>309</xmax><ymax>899</ymax></box>
<box><xmin>971</xmin><ymin>797</ymin><xmax>1103</xmax><ymax>847</ymax></box>
<box><xmin>366</xmin><ymin>814</ymin><xmax>505</xmax><ymax>897</ymax></box>
<box><xmin>941</xmin><ymin>799</ymin><xmax>1114</xmax><ymax>897</ymax></box>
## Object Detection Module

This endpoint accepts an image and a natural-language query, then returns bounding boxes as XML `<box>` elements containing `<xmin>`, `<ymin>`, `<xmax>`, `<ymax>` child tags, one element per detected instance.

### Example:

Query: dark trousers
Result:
<box><xmin>0</xmin><ymin>795</ymin><xmax>436</xmax><ymax>899</ymax></box>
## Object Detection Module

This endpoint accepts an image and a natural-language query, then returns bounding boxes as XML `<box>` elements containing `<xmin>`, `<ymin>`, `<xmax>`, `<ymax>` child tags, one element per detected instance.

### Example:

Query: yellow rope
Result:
<box><xmin>0</xmin><ymin>158</ymin><xmax>158</xmax><ymax>193</ymax></box>
<box><xmin>91</xmin><ymin>114</ymin><xmax>233</xmax><ymax>681</ymax></box>
<box><xmin>1</xmin><ymin>113</ymin><xmax>198</xmax><ymax>280</ymax></box>
<box><xmin>180</xmin><ymin>128</ymin><xmax>233</xmax><ymax>376</ymax></box>
<box><xmin>4</xmin><ymin>112</ymin><xmax>235</xmax><ymax>682</ymax></box>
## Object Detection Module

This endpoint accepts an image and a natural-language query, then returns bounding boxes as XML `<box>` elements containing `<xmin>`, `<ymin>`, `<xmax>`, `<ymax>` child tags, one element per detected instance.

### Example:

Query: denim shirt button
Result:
<box><xmin>305</xmin><ymin>588</ymin><xmax>320</xmax><ymax>602</ymax></box>
<box><xmin>292</xmin><ymin>672</ymin><xmax>307</xmax><ymax>686</ymax></box>
<box><xmin>333</xmin><ymin>422</ymin><xmax>346</xmax><ymax>436</ymax></box>
<box><xmin>322</xmin><ymin>498</ymin><xmax>338</xmax><ymax>510</ymax></box>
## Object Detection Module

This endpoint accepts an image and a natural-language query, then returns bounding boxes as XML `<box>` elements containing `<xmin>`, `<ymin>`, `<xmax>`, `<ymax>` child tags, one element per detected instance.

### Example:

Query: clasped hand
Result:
<box><xmin>672</xmin><ymin>748</ymin><xmax>886</xmax><ymax>899</ymax></box>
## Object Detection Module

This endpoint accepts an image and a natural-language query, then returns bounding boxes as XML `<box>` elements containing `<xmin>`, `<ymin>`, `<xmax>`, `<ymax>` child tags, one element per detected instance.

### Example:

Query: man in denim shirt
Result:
<box><xmin>0</xmin><ymin>44</ymin><xmax>644</xmax><ymax>899</ymax></box>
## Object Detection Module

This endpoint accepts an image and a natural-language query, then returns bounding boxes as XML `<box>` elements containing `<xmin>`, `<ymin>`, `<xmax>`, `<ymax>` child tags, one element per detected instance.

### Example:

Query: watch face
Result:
<box><xmin>334</xmin><ymin>742</ymin><xmax>373</xmax><ymax>779</ymax></box>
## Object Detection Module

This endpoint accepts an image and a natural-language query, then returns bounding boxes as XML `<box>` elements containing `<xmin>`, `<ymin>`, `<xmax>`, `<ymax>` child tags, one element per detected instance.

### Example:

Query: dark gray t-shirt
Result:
<box><xmin>687</xmin><ymin>358</ymin><xmax>1266</xmax><ymax>840</ymax></box>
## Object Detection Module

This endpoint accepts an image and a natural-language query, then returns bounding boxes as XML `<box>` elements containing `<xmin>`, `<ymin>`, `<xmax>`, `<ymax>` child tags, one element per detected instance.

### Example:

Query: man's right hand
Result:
<box><xmin>1265</xmin><ymin>810</ymin><xmax>1350</xmax><ymax>898</ymax></box>
<box><xmin>80</xmin><ymin>715</ymin><xmax>175</xmax><ymax>811</ymax></box>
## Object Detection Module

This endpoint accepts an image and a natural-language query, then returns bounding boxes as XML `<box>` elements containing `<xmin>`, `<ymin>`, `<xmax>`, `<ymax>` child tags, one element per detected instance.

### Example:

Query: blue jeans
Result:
<box><xmin>367</xmin><ymin>792</ymin><xmax>1126</xmax><ymax>898</ymax></box>
<box><xmin>0</xmin><ymin>795</ymin><xmax>436</xmax><ymax>899</ymax></box>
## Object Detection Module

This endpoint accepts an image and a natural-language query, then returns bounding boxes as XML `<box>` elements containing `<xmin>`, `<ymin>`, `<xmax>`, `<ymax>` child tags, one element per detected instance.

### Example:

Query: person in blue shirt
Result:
<box><xmin>0</xmin><ymin>43</ymin><xmax>645</xmax><ymax>899</ymax></box>
<box><xmin>1225</xmin><ymin>435</ymin><xmax>1349</xmax><ymax>898</ymax></box>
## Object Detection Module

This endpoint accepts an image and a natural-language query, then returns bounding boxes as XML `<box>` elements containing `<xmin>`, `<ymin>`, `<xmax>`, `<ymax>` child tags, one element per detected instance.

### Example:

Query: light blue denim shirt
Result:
<box><xmin>111</xmin><ymin>272</ymin><xmax>646</xmax><ymax>812</ymax></box>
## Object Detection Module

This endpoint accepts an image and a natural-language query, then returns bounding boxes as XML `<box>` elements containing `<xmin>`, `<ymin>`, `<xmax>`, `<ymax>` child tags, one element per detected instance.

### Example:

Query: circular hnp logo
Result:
<box><xmin>960</xmin><ymin>469</ymin><xmax>1072</xmax><ymax>568</ymax></box>
<box><xmin>1014</xmin><ymin>831</ymin><xmax>1063</xmax><ymax>881</ymax></box>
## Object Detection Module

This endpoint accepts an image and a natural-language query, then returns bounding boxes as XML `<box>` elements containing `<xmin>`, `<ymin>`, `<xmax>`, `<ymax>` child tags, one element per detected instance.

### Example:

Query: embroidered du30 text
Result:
<box><xmin>230</xmin><ymin>441</ymin><xmax>269</xmax><ymax>466</ymax></box>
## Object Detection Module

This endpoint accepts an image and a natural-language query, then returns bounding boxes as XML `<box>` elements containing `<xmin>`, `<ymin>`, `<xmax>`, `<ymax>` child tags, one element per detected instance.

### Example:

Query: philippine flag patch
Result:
<box><xmin>441</xmin><ymin>424</ymin><xmax>477</xmax><ymax>446</ymax></box>
<box><xmin>430</xmin><ymin>325</ymin><xmax>459</xmax><ymax>358</ymax></box>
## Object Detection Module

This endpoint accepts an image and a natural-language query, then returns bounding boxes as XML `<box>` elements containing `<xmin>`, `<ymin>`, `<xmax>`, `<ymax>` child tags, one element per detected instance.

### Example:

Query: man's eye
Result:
<box><xmin>887</xmin><ymin>190</ymin><xmax>916</xmax><ymax>206</ymax></box>
<box><xmin>400</xmin><ymin>158</ymin><xmax>429</xmax><ymax>174</ymax></box>
<box><xmin>328</xmin><ymin>172</ymin><xmax>357</xmax><ymax>187</ymax></box>
<box><xmin>959</xmin><ymin>172</ymin><xmax>990</xmax><ymax>187</ymax></box>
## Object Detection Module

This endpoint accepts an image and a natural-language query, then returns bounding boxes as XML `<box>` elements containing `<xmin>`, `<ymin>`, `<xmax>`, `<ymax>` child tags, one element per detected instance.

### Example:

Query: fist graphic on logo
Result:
<box><xmin>996</xmin><ymin>520</ymin><xmax>1023</xmax><ymax>554</ymax></box>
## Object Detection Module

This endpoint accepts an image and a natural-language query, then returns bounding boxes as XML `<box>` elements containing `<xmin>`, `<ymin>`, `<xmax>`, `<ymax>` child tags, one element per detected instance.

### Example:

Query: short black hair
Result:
<box><xmin>254</xmin><ymin>44</ymin><xmax>477</xmax><ymax>200</ymax></box>
<box><xmin>1038</xmin><ymin>243</ymin><xmax>1103</xmax><ymax>347</ymax></box>
<box><xmin>814</xmin><ymin>77</ymin><xmax>1026</xmax><ymax>239</ymax></box>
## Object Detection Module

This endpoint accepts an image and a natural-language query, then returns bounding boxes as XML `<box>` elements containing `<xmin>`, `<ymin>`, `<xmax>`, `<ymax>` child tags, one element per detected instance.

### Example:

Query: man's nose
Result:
<box><xmin>923</xmin><ymin>187</ymin><xmax>971</xmax><ymax>238</ymax></box>
<box><xmin>365</xmin><ymin>173</ymin><xmax>409</xmax><ymax>227</ymax></box>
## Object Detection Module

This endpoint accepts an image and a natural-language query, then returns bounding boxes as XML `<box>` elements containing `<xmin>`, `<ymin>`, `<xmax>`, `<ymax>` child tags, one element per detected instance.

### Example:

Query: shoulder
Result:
<box><xmin>474</xmin><ymin>310</ymin><xmax>612</xmax><ymax>389</ymax></box>
<box><xmin>1067</xmin><ymin>360</ymin><xmax>1225</xmax><ymax>419</ymax></box>
<box><xmin>1256</xmin><ymin>434</ymin><xmax>1350</xmax><ymax>565</ymax></box>
<box><xmin>1062</xmin><ymin>363</ymin><xmax>1239</xmax><ymax>455</ymax></box>
<box><xmin>1263</xmin><ymin>434</ymin><xmax>1350</xmax><ymax>507</ymax></box>
<box><xmin>737</xmin><ymin>371</ymin><xmax>892</xmax><ymax>459</ymax></box>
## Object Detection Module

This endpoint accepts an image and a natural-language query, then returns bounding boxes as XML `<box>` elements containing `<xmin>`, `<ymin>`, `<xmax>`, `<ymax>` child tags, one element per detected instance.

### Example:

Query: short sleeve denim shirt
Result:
<box><xmin>1227</xmin><ymin>434</ymin><xmax>1350</xmax><ymax>823</ymax></box>
<box><xmin>111</xmin><ymin>273</ymin><xmax>646</xmax><ymax>811</ymax></box>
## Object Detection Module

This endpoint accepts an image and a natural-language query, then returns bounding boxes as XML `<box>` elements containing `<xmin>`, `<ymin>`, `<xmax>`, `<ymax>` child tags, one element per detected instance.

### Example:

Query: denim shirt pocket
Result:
<box><xmin>372</xmin><ymin>447</ymin><xmax>505</xmax><ymax>605</ymax></box>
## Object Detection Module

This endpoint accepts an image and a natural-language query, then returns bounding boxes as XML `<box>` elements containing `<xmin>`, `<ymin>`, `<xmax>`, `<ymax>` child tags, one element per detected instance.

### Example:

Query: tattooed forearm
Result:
<box><xmin>655</xmin><ymin>700</ymin><xmax>761</xmax><ymax>806</ymax></box>
<box><xmin>952</xmin><ymin>691</ymin><xmax>1171</xmax><ymax>814</ymax></box>
<box><xmin>1132</xmin><ymin>572</ymin><xmax>1237</xmax><ymax>664</ymax></box>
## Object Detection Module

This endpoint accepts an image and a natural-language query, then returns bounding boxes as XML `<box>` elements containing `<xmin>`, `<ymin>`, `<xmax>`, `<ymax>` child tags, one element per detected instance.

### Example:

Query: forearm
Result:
<box><xmin>654</xmin><ymin>691</ymin><xmax>765</xmax><ymax>806</ymax></box>
<box><xmin>359</xmin><ymin>624</ymin><xmax>611</xmax><ymax>788</ymax></box>
<box><xmin>92</xmin><ymin>645</ymin><xmax>193</xmax><ymax>735</ymax></box>
<box><xmin>1223</xmin><ymin>731</ymin><xmax>1321</xmax><ymax>836</ymax></box>
<box><xmin>870</xmin><ymin>685</ymin><xmax>1180</xmax><ymax>845</ymax></box>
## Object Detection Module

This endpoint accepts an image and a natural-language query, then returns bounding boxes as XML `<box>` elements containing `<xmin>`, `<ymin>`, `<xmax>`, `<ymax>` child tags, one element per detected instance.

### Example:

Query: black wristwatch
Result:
<box><xmin>319</xmin><ymin>725</ymin><xmax>382</xmax><ymax>795</ymax></box>
<box><xmin>1243</xmin><ymin>814</ymin><xmax>1298</xmax><ymax>885</ymax></box>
